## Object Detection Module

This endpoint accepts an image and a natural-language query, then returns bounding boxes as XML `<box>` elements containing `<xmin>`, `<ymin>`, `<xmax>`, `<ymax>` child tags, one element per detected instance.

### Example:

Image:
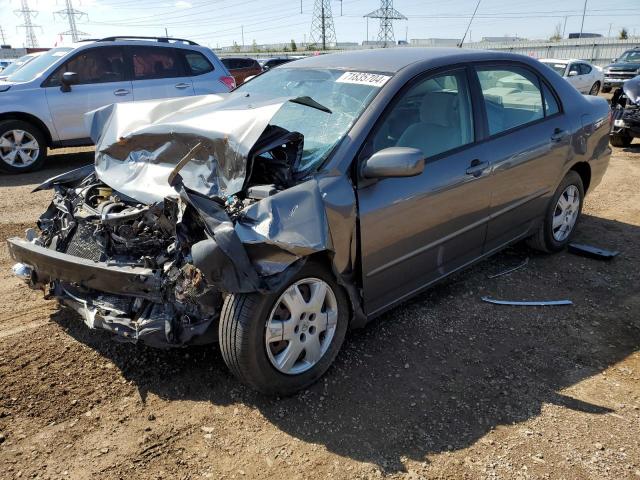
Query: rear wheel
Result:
<box><xmin>610</xmin><ymin>133</ymin><xmax>633</xmax><ymax>148</ymax></box>
<box><xmin>589</xmin><ymin>81</ymin><xmax>600</xmax><ymax>95</ymax></box>
<box><xmin>527</xmin><ymin>171</ymin><xmax>584</xmax><ymax>253</ymax></box>
<box><xmin>601</xmin><ymin>86</ymin><xmax>612</xmax><ymax>93</ymax></box>
<box><xmin>0</xmin><ymin>120</ymin><xmax>47</xmax><ymax>173</ymax></box>
<box><xmin>219</xmin><ymin>262</ymin><xmax>349</xmax><ymax>395</ymax></box>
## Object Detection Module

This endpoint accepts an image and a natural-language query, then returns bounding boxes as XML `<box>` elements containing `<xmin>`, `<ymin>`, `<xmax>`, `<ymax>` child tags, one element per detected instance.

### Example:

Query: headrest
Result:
<box><xmin>420</xmin><ymin>92</ymin><xmax>457</xmax><ymax>127</ymax></box>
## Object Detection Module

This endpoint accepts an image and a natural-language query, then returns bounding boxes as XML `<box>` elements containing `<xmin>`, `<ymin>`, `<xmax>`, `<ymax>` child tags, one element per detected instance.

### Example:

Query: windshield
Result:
<box><xmin>617</xmin><ymin>50</ymin><xmax>640</xmax><ymax>63</ymax></box>
<box><xmin>0</xmin><ymin>54</ymin><xmax>38</xmax><ymax>78</ymax></box>
<box><xmin>234</xmin><ymin>68</ymin><xmax>387</xmax><ymax>171</ymax></box>
<box><xmin>7</xmin><ymin>48</ymin><xmax>72</xmax><ymax>83</ymax></box>
<box><xmin>541</xmin><ymin>61</ymin><xmax>567</xmax><ymax>76</ymax></box>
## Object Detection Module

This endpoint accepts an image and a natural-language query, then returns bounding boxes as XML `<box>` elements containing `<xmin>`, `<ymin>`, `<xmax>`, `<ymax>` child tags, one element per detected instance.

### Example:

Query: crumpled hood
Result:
<box><xmin>85</xmin><ymin>94</ymin><xmax>293</xmax><ymax>205</ymax></box>
<box><xmin>623</xmin><ymin>76</ymin><xmax>640</xmax><ymax>104</ymax></box>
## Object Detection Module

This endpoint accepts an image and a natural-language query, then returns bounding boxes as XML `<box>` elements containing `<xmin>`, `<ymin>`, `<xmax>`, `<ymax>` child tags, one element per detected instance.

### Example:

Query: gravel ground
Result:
<box><xmin>0</xmin><ymin>142</ymin><xmax>639</xmax><ymax>480</ymax></box>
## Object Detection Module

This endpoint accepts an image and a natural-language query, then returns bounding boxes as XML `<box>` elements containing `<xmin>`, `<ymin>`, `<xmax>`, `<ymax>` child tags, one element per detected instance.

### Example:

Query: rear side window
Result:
<box><xmin>183</xmin><ymin>51</ymin><xmax>214</xmax><ymax>76</ymax></box>
<box><xmin>476</xmin><ymin>67</ymin><xmax>545</xmax><ymax>136</ymax></box>
<box><xmin>45</xmin><ymin>47</ymin><xmax>125</xmax><ymax>86</ymax></box>
<box><xmin>130</xmin><ymin>46</ymin><xmax>185</xmax><ymax>80</ymax></box>
<box><xmin>542</xmin><ymin>83</ymin><xmax>560</xmax><ymax>116</ymax></box>
<box><xmin>221</xmin><ymin>58</ymin><xmax>236</xmax><ymax>69</ymax></box>
<box><xmin>579</xmin><ymin>63</ymin><xmax>592</xmax><ymax>75</ymax></box>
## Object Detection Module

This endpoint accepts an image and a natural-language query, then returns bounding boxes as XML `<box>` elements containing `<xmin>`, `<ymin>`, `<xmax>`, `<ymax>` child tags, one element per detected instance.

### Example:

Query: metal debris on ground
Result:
<box><xmin>488</xmin><ymin>257</ymin><xmax>529</xmax><ymax>279</ymax></box>
<box><xmin>481</xmin><ymin>297</ymin><xmax>573</xmax><ymax>306</ymax></box>
<box><xmin>568</xmin><ymin>243</ymin><xmax>620</xmax><ymax>260</ymax></box>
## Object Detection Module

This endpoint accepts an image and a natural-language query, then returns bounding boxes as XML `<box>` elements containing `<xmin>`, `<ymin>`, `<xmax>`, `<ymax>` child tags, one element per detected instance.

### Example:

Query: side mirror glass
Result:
<box><xmin>60</xmin><ymin>71</ymin><xmax>79</xmax><ymax>92</ymax></box>
<box><xmin>361</xmin><ymin>147</ymin><xmax>425</xmax><ymax>179</ymax></box>
<box><xmin>568</xmin><ymin>70</ymin><xmax>578</xmax><ymax>77</ymax></box>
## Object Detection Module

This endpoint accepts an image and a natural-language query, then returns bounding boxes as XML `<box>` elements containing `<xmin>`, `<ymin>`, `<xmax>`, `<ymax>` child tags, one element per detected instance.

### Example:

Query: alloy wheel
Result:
<box><xmin>0</xmin><ymin>129</ymin><xmax>40</xmax><ymax>168</ymax></box>
<box><xmin>265</xmin><ymin>277</ymin><xmax>338</xmax><ymax>375</ymax></box>
<box><xmin>552</xmin><ymin>184</ymin><xmax>580</xmax><ymax>242</ymax></box>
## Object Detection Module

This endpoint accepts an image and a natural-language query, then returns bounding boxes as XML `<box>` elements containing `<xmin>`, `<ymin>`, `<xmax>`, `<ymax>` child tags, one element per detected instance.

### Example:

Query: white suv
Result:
<box><xmin>0</xmin><ymin>36</ymin><xmax>235</xmax><ymax>173</ymax></box>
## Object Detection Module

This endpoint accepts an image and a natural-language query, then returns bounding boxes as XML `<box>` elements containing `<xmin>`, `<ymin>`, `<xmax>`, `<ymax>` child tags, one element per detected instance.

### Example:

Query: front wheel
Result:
<box><xmin>219</xmin><ymin>262</ymin><xmax>349</xmax><ymax>395</ymax></box>
<box><xmin>589</xmin><ymin>81</ymin><xmax>600</xmax><ymax>96</ymax></box>
<box><xmin>0</xmin><ymin>120</ymin><xmax>47</xmax><ymax>173</ymax></box>
<box><xmin>610</xmin><ymin>133</ymin><xmax>633</xmax><ymax>148</ymax></box>
<box><xmin>526</xmin><ymin>171</ymin><xmax>584</xmax><ymax>253</ymax></box>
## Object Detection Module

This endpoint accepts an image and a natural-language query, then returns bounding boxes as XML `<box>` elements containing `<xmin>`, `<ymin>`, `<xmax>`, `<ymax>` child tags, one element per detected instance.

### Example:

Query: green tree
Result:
<box><xmin>619</xmin><ymin>28</ymin><xmax>628</xmax><ymax>40</ymax></box>
<box><xmin>232</xmin><ymin>41</ymin><xmax>240</xmax><ymax>53</ymax></box>
<box><xmin>549</xmin><ymin>22</ymin><xmax>562</xmax><ymax>42</ymax></box>
<box><xmin>290</xmin><ymin>39</ymin><xmax>297</xmax><ymax>52</ymax></box>
<box><xmin>252</xmin><ymin>39</ymin><xmax>259</xmax><ymax>52</ymax></box>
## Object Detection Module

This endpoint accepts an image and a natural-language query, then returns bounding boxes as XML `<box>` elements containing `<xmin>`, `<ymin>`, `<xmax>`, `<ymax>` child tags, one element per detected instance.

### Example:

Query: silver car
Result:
<box><xmin>0</xmin><ymin>36</ymin><xmax>235</xmax><ymax>173</ymax></box>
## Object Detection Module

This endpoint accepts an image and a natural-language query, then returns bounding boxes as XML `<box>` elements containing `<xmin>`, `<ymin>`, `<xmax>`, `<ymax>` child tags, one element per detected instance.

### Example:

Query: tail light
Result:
<box><xmin>219</xmin><ymin>75</ymin><xmax>236</xmax><ymax>91</ymax></box>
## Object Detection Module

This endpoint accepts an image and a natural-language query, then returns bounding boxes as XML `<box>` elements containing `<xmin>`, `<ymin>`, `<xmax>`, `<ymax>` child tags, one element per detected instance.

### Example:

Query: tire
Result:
<box><xmin>219</xmin><ymin>261</ymin><xmax>349</xmax><ymax>395</ymax></box>
<box><xmin>610</xmin><ymin>133</ymin><xmax>633</xmax><ymax>148</ymax></box>
<box><xmin>601</xmin><ymin>86</ymin><xmax>612</xmax><ymax>94</ymax></box>
<box><xmin>0</xmin><ymin>119</ymin><xmax>47</xmax><ymax>173</ymax></box>
<box><xmin>589</xmin><ymin>81</ymin><xmax>600</xmax><ymax>96</ymax></box>
<box><xmin>526</xmin><ymin>170</ymin><xmax>584</xmax><ymax>253</ymax></box>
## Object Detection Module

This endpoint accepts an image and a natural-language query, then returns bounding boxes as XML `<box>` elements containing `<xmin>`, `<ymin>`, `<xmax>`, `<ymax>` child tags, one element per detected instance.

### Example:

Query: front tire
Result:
<box><xmin>219</xmin><ymin>262</ymin><xmax>349</xmax><ymax>395</ymax></box>
<box><xmin>610</xmin><ymin>133</ymin><xmax>633</xmax><ymax>148</ymax></box>
<box><xmin>527</xmin><ymin>171</ymin><xmax>584</xmax><ymax>253</ymax></box>
<box><xmin>0</xmin><ymin>120</ymin><xmax>47</xmax><ymax>173</ymax></box>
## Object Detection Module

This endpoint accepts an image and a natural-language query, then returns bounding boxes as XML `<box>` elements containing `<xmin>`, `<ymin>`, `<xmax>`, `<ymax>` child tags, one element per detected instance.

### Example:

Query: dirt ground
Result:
<box><xmin>0</xmin><ymin>142</ymin><xmax>639</xmax><ymax>480</ymax></box>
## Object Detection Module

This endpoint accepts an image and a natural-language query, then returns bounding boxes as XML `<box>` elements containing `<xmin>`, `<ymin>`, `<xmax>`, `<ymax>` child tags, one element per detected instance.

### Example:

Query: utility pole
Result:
<box><xmin>562</xmin><ymin>16</ymin><xmax>568</xmax><ymax>38</ymax></box>
<box><xmin>165</xmin><ymin>27</ymin><xmax>169</xmax><ymax>38</ymax></box>
<box><xmin>0</xmin><ymin>26</ymin><xmax>6</xmax><ymax>45</ymax></box>
<box><xmin>607</xmin><ymin>23</ymin><xmax>612</xmax><ymax>37</ymax></box>
<box><xmin>15</xmin><ymin>0</ymin><xmax>40</xmax><ymax>48</ymax></box>
<box><xmin>364</xmin><ymin>0</ymin><xmax>406</xmax><ymax>48</ymax></box>
<box><xmin>579</xmin><ymin>0</ymin><xmax>587</xmax><ymax>39</ymax></box>
<box><xmin>55</xmin><ymin>0</ymin><xmax>88</xmax><ymax>43</ymax></box>
<box><xmin>310</xmin><ymin>0</ymin><xmax>336</xmax><ymax>50</ymax></box>
<box><xmin>241</xmin><ymin>25</ymin><xmax>244</xmax><ymax>48</ymax></box>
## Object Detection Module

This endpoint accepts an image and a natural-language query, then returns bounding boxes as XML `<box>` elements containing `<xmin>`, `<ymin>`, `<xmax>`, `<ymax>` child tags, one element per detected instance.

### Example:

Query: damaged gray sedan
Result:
<box><xmin>8</xmin><ymin>49</ymin><xmax>611</xmax><ymax>395</ymax></box>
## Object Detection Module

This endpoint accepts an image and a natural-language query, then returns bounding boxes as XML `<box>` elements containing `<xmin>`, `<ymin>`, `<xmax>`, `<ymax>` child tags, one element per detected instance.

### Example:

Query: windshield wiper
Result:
<box><xmin>289</xmin><ymin>96</ymin><xmax>332</xmax><ymax>114</ymax></box>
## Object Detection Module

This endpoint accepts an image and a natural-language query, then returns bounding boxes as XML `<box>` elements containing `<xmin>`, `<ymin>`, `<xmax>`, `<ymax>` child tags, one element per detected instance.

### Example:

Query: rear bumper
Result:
<box><xmin>7</xmin><ymin>237</ymin><xmax>162</xmax><ymax>301</ymax></box>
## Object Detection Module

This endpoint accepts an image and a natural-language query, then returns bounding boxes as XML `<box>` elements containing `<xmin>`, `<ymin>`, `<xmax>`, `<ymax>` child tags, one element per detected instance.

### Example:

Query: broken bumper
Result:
<box><xmin>7</xmin><ymin>237</ymin><xmax>162</xmax><ymax>301</ymax></box>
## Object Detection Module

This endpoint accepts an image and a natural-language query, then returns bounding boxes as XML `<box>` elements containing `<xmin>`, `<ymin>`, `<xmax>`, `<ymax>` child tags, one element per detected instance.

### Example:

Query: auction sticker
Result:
<box><xmin>336</xmin><ymin>71</ymin><xmax>391</xmax><ymax>87</ymax></box>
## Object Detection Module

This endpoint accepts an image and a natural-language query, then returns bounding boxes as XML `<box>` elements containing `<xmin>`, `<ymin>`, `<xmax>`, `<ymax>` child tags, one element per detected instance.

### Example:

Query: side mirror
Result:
<box><xmin>361</xmin><ymin>147</ymin><xmax>425</xmax><ymax>179</ymax></box>
<box><xmin>612</xmin><ymin>58</ymin><xmax>617</xmax><ymax>62</ymax></box>
<box><xmin>60</xmin><ymin>72</ymin><xmax>79</xmax><ymax>92</ymax></box>
<box><xmin>568</xmin><ymin>70</ymin><xmax>578</xmax><ymax>77</ymax></box>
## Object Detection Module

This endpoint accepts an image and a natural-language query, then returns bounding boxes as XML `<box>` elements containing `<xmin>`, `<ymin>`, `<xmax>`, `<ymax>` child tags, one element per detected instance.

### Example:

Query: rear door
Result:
<box><xmin>44</xmin><ymin>46</ymin><xmax>132</xmax><ymax>141</ymax></box>
<box><xmin>128</xmin><ymin>46</ymin><xmax>195</xmax><ymax>101</ymax></box>
<box><xmin>357</xmin><ymin>68</ymin><xmax>493</xmax><ymax>316</ymax></box>
<box><xmin>473</xmin><ymin>64</ymin><xmax>571</xmax><ymax>253</ymax></box>
<box><xmin>180</xmin><ymin>49</ymin><xmax>220</xmax><ymax>95</ymax></box>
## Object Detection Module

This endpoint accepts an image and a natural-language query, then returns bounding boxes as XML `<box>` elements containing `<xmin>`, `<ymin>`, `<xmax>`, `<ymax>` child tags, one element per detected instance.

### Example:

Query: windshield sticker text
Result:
<box><xmin>336</xmin><ymin>71</ymin><xmax>391</xmax><ymax>87</ymax></box>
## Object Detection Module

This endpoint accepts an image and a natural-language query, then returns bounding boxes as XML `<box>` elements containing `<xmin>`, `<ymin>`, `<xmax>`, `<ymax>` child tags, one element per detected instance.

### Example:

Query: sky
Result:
<box><xmin>1</xmin><ymin>0</ymin><xmax>639</xmax><ymax>49</ymax></box>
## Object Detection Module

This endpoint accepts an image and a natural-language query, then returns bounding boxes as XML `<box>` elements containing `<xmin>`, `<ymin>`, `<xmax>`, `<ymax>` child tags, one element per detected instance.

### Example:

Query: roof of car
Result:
<box><xmin>286</xmin><ymin>47</ymin><xmax>514</xmax><ymax>73</ymax></box>
<box><xmin>540</xmin><ymin>58</ymin><xmax>588</xmax><ymax>64</ymax></box>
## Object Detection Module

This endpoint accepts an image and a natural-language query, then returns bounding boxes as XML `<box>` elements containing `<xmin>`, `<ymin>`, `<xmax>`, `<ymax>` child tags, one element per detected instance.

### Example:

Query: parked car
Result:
<box><xmin>0</xmin><ymin>59</ymin><xmax>14</xmax><ymax>71</ymax></box>
<box><xmin>0</xmin><ymin>36</ymin><xmax>234</xmax><ymax>173</ymax></box>
<box><xmin>8</xmin><ymin>48</ymin><xmax>611</xmax><ymax>395</ymax></box>
<box><xmin>261</xmin><ymin>57</ymin><xmax>296</xmax><ymax>71</ymax></box>
<box><xmin>539</xmin><ymin>58</ymin><xmax>603</xmax><ymax>95</ymax></box>
<box><xmin>220</xmin><ymin>57</ymin><xmax>262</xmax><ymax>85</ymax></box>
<box><xmin>602</xmin><ymin>47</ymin><xmax>640</xmax><ymax>93</ymax></box>
<box><xmin>610</xmin><ymin>75</ymin><xmax>640</xmax><ymax>147</ymax></box>
<box><xmin>0</xmin><ymin>52</ymin><xmax>43</xmax><ymax>81</ymax></box>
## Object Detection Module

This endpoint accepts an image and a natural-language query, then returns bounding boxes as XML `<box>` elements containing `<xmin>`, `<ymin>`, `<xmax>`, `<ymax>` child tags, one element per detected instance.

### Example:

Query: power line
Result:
<box><xmin>15</xmin><ymin>0</ymin><xmax>40</xmax><ymax>48</ymax></box>
<box><xmin>55</xmin><ymin>0</ymin><xmax>89</xmax><ymax>42</ymax></box>
<box><xmin>310</xmin><ymin>0</ymin><xmax>336</xmax><ymax>50</ymax></box>
<box><xmin>364</xmin><ymin>0</ymin><xmax>406</xmax><ymax>47</ymax></box>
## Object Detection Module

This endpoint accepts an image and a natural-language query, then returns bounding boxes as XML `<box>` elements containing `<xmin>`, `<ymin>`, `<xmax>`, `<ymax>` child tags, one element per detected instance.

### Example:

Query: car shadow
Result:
<box><xmin>49</xmin><ymin>213</ymin><xmax>639</xmax><ymax>473</ymax></box>
<box><xmin>0</xmin><ymin>149</ymin><xmax>93</xmax><ymax>188</ymax></box>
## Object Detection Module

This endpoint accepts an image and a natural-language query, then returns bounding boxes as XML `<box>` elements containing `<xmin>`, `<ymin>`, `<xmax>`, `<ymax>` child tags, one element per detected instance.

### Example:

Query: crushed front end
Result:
<box><xmin>8</xmin><ymin>170</ymin><xmax>221</xmax><ymax>347</ymax></box>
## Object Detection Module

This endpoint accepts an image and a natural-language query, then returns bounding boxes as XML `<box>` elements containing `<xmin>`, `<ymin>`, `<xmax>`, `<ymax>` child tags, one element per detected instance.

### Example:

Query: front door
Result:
<box><xmin>44</xmin><ymin>46</ymin><xmax>132</xmax><ymax>141</ymax></box>
<box><xmin>128</xmin><ymin>46</ymin><xmax>195</xmax><ymax>101</ymax></box>
<box><xmin>357</xmin><ymin>68</ymin><xmax>493</xmax><ymax>316</ymax></box>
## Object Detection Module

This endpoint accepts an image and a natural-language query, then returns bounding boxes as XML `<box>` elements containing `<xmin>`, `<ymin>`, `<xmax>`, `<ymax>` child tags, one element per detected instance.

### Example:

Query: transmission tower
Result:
<box><xmin>310</xmin><ymin>0</ymin><xmax>336</xmax><ymax>50</ymax></box>
<box><xmin>364</xmin><ymin>0</ymin><xmax>406</xmax><ymax>48</ymax></box>
<box><xmin>15</xmin><ymin>0</ymin><xmax>40</xmax><ymax>48</ymax></box>
<box><xmin>55</xmin><ymin>0</ymin><xmax>88</xmax><ymax>43</ymax></box>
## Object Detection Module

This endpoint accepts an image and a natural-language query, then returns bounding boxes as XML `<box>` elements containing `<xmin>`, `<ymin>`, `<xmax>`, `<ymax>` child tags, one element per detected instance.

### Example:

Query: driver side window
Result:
<box><xmin>370</xmin><ymin>70</ymin><xmax>474</xmax><ymax>159</ymax></box>
<box><xmin>45</xmin><ymin>47</ymin><xmax>125</xmax><ymax>87</ymax></box>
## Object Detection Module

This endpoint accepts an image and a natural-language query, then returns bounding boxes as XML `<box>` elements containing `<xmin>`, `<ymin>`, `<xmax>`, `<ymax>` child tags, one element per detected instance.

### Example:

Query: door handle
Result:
<box><xmin>113</xmin><ymin>89</ymin><xmax>130</xmax><ymax>96</ymax></box>
<box><xmin>465</xmin><ymin>159</ymin><xmax>489</xmax><ymax>178</ymax></box>
<box><xmin>175</xmin><ymin>82</ymin><xmax>190</xmax><ymax>89</ymax></box>
<box><xmin>551</xmin><ymin>128</ymin><xmax>567</xmax><ymax>142</ymax></box>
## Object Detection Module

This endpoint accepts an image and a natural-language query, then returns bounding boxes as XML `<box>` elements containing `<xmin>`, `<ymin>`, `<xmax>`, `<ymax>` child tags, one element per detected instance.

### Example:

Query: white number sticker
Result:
<box><xmin>336</xmin><ymin>71</ymin><xmax>391</xmax><ymax>87</ymax></box>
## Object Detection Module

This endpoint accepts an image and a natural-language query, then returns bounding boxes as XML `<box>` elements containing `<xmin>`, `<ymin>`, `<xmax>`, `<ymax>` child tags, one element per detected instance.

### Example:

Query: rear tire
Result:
<box><xmin>601</xmin><ymin>86</ymin><xmax>612</xmax><ymax>93</ymax></box>
<box><xmin>219</xmin><ymin>261</ymin><xmax>349</xmax><ymax>396</ymax></box>
<box><xmin>0</xmin><ymin>120</ymin><xmax>47</xmax><ymax>173</ymax></box>
<box><xmin>610</xmin><ymin>133</ymin><xmax>633</xmax><ymax>148</ymax></box>
<box><xmin>526</xmin><ymin>171</ymin><xmax>584</xmax><ymax>253</ymax></box>
<box><xmin>589</xmin><ymin>81</ymin><xmax>600</xmax><ymax>96</ymax></box>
